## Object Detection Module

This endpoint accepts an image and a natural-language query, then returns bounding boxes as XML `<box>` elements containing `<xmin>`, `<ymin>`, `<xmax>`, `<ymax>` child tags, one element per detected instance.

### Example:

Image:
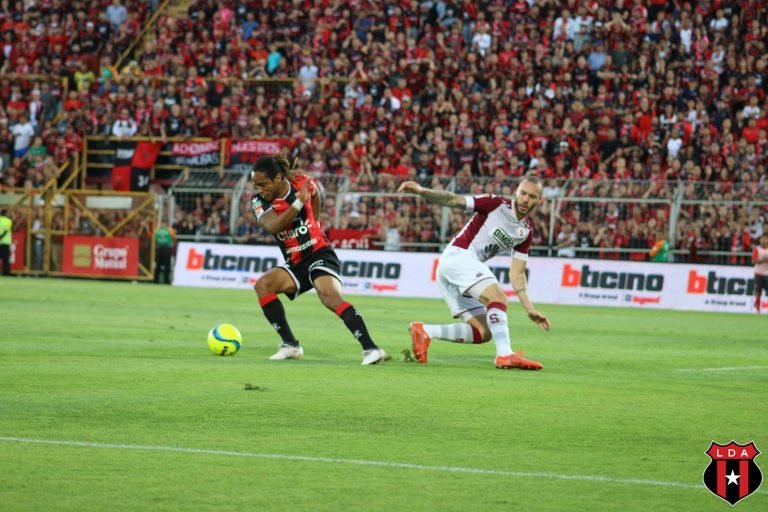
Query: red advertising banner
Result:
<box><xmin>11</xmin><ymin>230</ymin><xmax>26</xmax><ymax>271</ymax></box>
<box><xmin>62</xmin><ymin>236</ymin><xmax>139</xmax><ymax>276</ymax></box>
<box><xmin>225</xmin><ymin>138</ymin><xmax>292</xmax><ymax>170</ymax></box>
<box><xmin>327</xmin><ymin>228</ymin><xmax>378</xmax><ymax>249</ymax></box>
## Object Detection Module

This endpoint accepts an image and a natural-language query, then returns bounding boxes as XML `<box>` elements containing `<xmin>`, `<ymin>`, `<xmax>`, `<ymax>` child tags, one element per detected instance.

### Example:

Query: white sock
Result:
<box><xmin>486</xmin><ymin>304</ymin><xmax>513</xmax><ymax>356</ymax></box>
<box><xmin>423</xmin><ymin>323</ymin><xmax>475</xmax><ymax>343</ymax></box>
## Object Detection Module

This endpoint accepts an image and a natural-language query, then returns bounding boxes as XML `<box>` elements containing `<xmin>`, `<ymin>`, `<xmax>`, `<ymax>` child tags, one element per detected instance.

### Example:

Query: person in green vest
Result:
<box><xmin>154</xmin><ymin>222</ymin><xmax>176</xmax><ymax>284</ymax></box>
<box><xmin>0</xmin><ymin>207</ymin><xmax>12</xmax><ymax>276</ymax></box>
<box><xmin>649</xmin><ymin>230</ymin><xmax>670</xmax><ymax>262</ymax></box>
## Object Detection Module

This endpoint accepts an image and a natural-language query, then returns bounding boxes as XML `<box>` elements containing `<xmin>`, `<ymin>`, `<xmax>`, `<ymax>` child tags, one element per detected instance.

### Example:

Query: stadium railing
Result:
<box><xmin>9</xmin><ymin>155</ymin><xmax>764</xmax><ymax>273</ymax></box>
<box><xmin>177</xmin><ymin>173</ymin><xmax>759</xmax><ymax>263</ymax></box>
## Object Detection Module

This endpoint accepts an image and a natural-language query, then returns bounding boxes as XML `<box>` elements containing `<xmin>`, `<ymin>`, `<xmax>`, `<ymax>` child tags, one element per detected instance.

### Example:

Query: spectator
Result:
<box><xmin>0</xmin><ymin>122</ymin><xmax>11</xmax><ymax>171</ymax></box>
<box><xmin>106</xmin><ymin>0</ymin><xmax>128</xmax><ymax>31</ymax></box>
<box><xmin>553</xmin><ymin>9</ymin><xmax>577</xmax><ymax>42</ymax></box>
<box><xmin>556</xmin><ymin>223</ymin><xmax>577</xmax><ymax>257</ymax></box>
<box><xmin>587</xmin><ymin>40</ymin><xmax>607</xmax><ymax>71</ymax></box>
<box><xmin>74</xmin><ymin>61</ymin><xmax>96</xmax><ymax>93</ymax></box>
<box><xmin>10</xmin><ymin>112</ymin><xmax>35</xmax><ymax>159</ymax></box>
<box><xmin>112</xmin><ymin>108</ymin><xmax>137</xmax><ymax>137</ymax></box>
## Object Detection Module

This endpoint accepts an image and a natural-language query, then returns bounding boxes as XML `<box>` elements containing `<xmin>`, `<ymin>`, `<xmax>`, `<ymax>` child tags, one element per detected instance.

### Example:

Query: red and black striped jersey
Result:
<box><xmin>251</xmin><ymin>174</ymin><xmax>330</xmax><ymax>265</ymax></box>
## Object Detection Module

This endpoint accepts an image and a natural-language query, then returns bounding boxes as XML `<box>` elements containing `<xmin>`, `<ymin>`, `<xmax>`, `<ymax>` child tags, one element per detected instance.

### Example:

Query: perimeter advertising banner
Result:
<box><xmin>173</xmin><ymin>242</ymin><xmax>426</xmax><ymax>296</ymax></box>
<box><xmin>172</xmin><ymin>242</ymin><xmax>761</xmax><ymax>314</ymax></box>
<box><xmin>62</xmin><ymin>236</ymin><xmax>139</xmax><ymax>276</ymax></box>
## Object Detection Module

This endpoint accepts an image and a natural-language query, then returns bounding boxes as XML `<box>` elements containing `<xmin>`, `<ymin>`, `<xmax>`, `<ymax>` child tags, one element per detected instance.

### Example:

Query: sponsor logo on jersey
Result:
<box><xmin>490</xmin><ymin>226</ymin><xmax>515</xmax><ymax>247</ymax></box>
<box><xmin>278</xmin><ymin>218</ymin><xmax>313</xmax><ymax>241</ymax></box>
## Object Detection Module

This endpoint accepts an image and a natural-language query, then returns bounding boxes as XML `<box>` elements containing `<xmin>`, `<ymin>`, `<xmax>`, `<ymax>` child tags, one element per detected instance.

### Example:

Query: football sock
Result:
<box><xmin>422</xmin><ymin>323</ymin><xmax>484</xmax><ymax>343</ymax></box>
<box><xmin>756</xmin><ymin>295</ymin><xmax>762</xmax><ymax>313</ymax></box>
<box><xmin>486</xmin><ymin>301</ymin><xmax>513</xmax><ymax>357</ymax></box>
<box><xmin>335</xmin><ymin>302</ymin><xmax>377</xmax><ymax>350</ymax></box>
<box><xmin>259</xmin><ymin>294</ymin><xmax>298</xmax><ymax>346</ymax></box>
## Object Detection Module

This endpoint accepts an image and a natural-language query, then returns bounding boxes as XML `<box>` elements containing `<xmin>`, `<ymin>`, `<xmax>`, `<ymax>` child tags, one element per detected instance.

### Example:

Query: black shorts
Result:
<box><xmin>280</xmin><ymin>248</ymin><xmax>342</xmax><ymax>300</ymax></box>
<box><xmin>756</xmin><ymin>274</ymin><xmax>768</xmax><ymax>295</ymax></box>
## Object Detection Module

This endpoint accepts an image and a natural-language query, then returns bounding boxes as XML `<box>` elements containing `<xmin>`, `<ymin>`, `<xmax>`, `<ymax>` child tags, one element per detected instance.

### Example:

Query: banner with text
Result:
<box><xmin>327</xmin><ymin>228</ymin><xmax>378</xmax><ymax>249</ymax></box>
<box><xmin>225</xmin><ymin>138</ymin><xmax>292</xmax><ymax>172</ymax></box>
<box><xmin>171</xmin><ymin>141</ymin><xmax>221</xmax><ymax>167</ymax></box>
<box><xmin>62</xmin><ymin>236</ymin><xmax>139</xmax><ymax>276</ymax></box>
<box><xmin>172</xmin><ymin>243</ymin><xmax>761</xmax><ymax>313</ymax></box>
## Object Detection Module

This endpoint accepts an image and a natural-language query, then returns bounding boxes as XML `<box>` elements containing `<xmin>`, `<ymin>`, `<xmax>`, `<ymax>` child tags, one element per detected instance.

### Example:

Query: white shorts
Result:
<box><xmin>436</xmin><ymin>246</ymin><xmax>498</xmax><ymax>319</ymax></box>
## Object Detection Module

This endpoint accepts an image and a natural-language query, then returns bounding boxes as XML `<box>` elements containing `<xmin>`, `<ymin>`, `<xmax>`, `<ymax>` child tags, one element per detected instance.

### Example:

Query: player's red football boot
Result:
<box><xmin>409</xmin><ymin>322</ymin><xmax>431</xmax><ymax>364</ymax></box>
<box><xmin>494</xmin><ymin>353</ymin><xmax>543</xmax><ymax>370</ymax></box>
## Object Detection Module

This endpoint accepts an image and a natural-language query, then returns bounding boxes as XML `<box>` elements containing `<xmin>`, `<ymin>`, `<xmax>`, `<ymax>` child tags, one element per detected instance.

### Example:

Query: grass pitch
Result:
<box><xmin>0</xmin><ymin>277</ymin><xmax>766</xmax><ymax>511</ymax></box>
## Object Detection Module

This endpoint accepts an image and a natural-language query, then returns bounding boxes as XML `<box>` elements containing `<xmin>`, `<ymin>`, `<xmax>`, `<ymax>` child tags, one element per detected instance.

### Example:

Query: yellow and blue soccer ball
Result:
<box><xmin>207</xmin><ymin>324</ymin><xmax>243</xmax><ymax>356</ymax></box>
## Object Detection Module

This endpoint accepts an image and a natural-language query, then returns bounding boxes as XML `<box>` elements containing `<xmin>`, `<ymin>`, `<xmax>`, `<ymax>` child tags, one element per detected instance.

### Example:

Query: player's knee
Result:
<box><xmin>479</xmin><ymin>328</ymin><xmax>493</xmax><ymax>343</ymax></box>
<box><xmin>253</xmin><ymin>277</ymin><xmax>272</xmax><ymax>296</ymax></box>
<box><xmin>317</xmin><ymin>290</ymin><xmax>342</xmax><ymax>310</ymax></box>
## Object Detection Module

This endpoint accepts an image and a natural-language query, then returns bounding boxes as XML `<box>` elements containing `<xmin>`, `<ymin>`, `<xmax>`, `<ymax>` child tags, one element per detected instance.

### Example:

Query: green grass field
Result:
<box><xmin>1</xmin><ymin>277</ymin><xmax>766</xmax><ymax>511</ymax></box>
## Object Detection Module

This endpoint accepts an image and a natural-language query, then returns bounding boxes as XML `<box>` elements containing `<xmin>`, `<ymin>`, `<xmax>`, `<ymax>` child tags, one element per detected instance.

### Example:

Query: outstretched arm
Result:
<box><xmin>396</xmin><ymin>181</ymin><xmax>466</xmax><ymax>208</ymax></box>
<box><xmin>509</xmin><ymin>257</ymin><xmax>551</xmax><ymax>331</ymax></box>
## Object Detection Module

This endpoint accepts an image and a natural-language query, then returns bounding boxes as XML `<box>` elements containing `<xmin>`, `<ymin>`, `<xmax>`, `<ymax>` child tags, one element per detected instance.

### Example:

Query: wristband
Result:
<box><xmin>291</xmin><ymin>198</ymin><xmax>304</xmax><ymax>211</ymax></box>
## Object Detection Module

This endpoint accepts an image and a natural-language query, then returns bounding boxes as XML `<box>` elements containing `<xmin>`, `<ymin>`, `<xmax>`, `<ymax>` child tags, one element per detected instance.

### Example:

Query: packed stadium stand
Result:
<box><xmin>2</xmin><ymin>0</ymin><xmax>767</xmax><ymax>266</ymax></box>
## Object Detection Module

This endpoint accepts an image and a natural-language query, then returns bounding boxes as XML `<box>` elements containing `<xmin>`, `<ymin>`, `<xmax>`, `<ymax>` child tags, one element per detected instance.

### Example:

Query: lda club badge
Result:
<box><xmin>703</xmin><ymin>441</ymin><xmax>762</xmax><ymax>505</ymax></box>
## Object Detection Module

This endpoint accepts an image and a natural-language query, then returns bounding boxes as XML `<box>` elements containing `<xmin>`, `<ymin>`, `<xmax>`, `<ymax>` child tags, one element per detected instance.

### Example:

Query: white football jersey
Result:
<box><xmin>450</xmin><ymin>195</ymin><xmax>533</xmax><ymax>262</ymax></box>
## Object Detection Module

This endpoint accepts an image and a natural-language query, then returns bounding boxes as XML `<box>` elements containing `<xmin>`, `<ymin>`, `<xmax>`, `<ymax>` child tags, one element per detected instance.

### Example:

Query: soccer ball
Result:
<box><xmin>207</xmin><ymin>324</ymin><xmax>243</xmax><ymax>356</ymax></box>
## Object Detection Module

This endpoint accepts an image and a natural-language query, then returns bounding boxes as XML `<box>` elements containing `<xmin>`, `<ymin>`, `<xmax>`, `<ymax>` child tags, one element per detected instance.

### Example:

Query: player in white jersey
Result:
<box><xmin>397</xmin><ymin>175</ymin><xmax>550</xmax><ymax>370</ymax></box>
<box><xmin>752</xmin><ymin>235</ymin><xmax>768</xmax><ymax>313</ymax></box>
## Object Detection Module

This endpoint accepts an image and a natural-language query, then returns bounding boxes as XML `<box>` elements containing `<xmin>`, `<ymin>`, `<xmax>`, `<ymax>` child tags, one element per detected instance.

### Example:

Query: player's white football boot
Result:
<box><xmin>361</xmin><ymin>348</ymin><xmax>390</xmax><ymax>365</ymax></box>
<box><xmin>269</xmin><ymin>343</ymin><xmax>304</xmax><ymax>360</ymax></box>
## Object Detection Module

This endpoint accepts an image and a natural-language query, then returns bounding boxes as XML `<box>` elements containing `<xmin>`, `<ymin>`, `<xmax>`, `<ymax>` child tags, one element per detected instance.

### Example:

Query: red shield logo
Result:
<box><xmin>703</xmin><ymin>441</ymin><xmax>762</xmax><ymax>505</ymax></box>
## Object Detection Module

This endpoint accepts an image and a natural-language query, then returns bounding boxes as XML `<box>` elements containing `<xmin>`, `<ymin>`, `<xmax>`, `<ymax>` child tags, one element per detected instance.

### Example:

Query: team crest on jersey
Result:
<box><xmin>703</xmin><ymin>441</ymin><xmax>762</xmax><ymax>505</ymax></box>
<box><xmin>251</xmin><ymin>197</ymin><xmax>264</xmax><ymax>218</ymax></box>
<box><xmin>490</xmin><ymin>226</ymin><xmax>515</xmax><ymax>248</ymax></box>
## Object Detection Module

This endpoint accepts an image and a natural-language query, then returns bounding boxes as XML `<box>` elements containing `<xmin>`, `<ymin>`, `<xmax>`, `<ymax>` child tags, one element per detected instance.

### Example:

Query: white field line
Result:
<box><xmin>0</xmin><ymin>435</ymin><xmax>746</xmax><ymax>493</ymax></box>
<box><xmin>675</xmin><ymin>366</ymin><xmax>768</xmax><ymax>372</ymax></box>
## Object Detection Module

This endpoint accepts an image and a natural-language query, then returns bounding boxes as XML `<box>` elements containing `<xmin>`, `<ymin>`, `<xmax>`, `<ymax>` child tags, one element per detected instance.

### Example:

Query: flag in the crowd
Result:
<box><xmin>112</xmin><ymin>141</ymin><xmax>162</xmax><ymax>191</ymax></box>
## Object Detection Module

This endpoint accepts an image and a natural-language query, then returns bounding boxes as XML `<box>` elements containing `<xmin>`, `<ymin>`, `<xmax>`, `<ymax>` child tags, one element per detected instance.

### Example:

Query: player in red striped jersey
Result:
<box><xmin>398</xmin><ymin>174</ymin><xmax>550</xmax><ymax>370</ymax></box>
<box><xmin>250</xmin><ymin>152</ymin><xmax>389</xmax><ymax>365</ymax></box>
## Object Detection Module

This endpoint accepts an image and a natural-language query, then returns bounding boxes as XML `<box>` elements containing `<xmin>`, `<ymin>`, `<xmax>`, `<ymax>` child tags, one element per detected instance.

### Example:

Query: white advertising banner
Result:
<box><xmin>172</xmin><ymin>242</ymin><xmax>443</xmax><ymax>297</ymax></box>
<box><xmin>524</xmin><ymin>259</ymin><xmax>759</xmax><ymax>314</ymax></box>
<box><xmin>173</xmin><ymin>243</ymin><xmax>760</xmax><ymax>314</ymax></box>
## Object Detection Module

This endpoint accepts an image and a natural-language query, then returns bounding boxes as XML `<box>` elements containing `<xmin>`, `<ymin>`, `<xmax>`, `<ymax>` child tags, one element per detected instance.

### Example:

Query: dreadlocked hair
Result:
<box><xmin>274</xmin><ymin>151</ymin><xmax>300</xmax><ymax>180</ymax></box>
<box><xmin>253</xmin><ymin>152</ymin><xmax>301</xmax><ymax>181</ymax></box>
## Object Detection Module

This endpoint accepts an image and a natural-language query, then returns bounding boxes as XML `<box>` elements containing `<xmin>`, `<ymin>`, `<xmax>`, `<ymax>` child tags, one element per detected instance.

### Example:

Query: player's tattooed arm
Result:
<box><xmin>421</xmin><ymin>188</ymin><xmax>466</xmax><ymax>207</ymax></box>
<box><xmin>396</xmin><ymin>181</ymin><xmax>466</xmax><ymax>208</ymax></box>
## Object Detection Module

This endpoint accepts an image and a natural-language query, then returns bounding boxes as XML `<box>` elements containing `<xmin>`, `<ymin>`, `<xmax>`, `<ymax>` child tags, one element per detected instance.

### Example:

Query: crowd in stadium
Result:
<box><xmin>1</xmin><ymin>0</ymin><xmax>767</xmax><ymax>263</ymax></box>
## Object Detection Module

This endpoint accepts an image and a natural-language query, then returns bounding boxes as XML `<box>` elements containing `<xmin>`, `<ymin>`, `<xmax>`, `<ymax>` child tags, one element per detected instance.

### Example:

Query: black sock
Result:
<box><xmin>335</xmin><ymin>302</ymin><xmax>376</xmax><ymax>350</ymax></box>
<box><xmin>259</xmin><ymin>294</ymin><xmax>298</xmax><ymax>346</ymax></box>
